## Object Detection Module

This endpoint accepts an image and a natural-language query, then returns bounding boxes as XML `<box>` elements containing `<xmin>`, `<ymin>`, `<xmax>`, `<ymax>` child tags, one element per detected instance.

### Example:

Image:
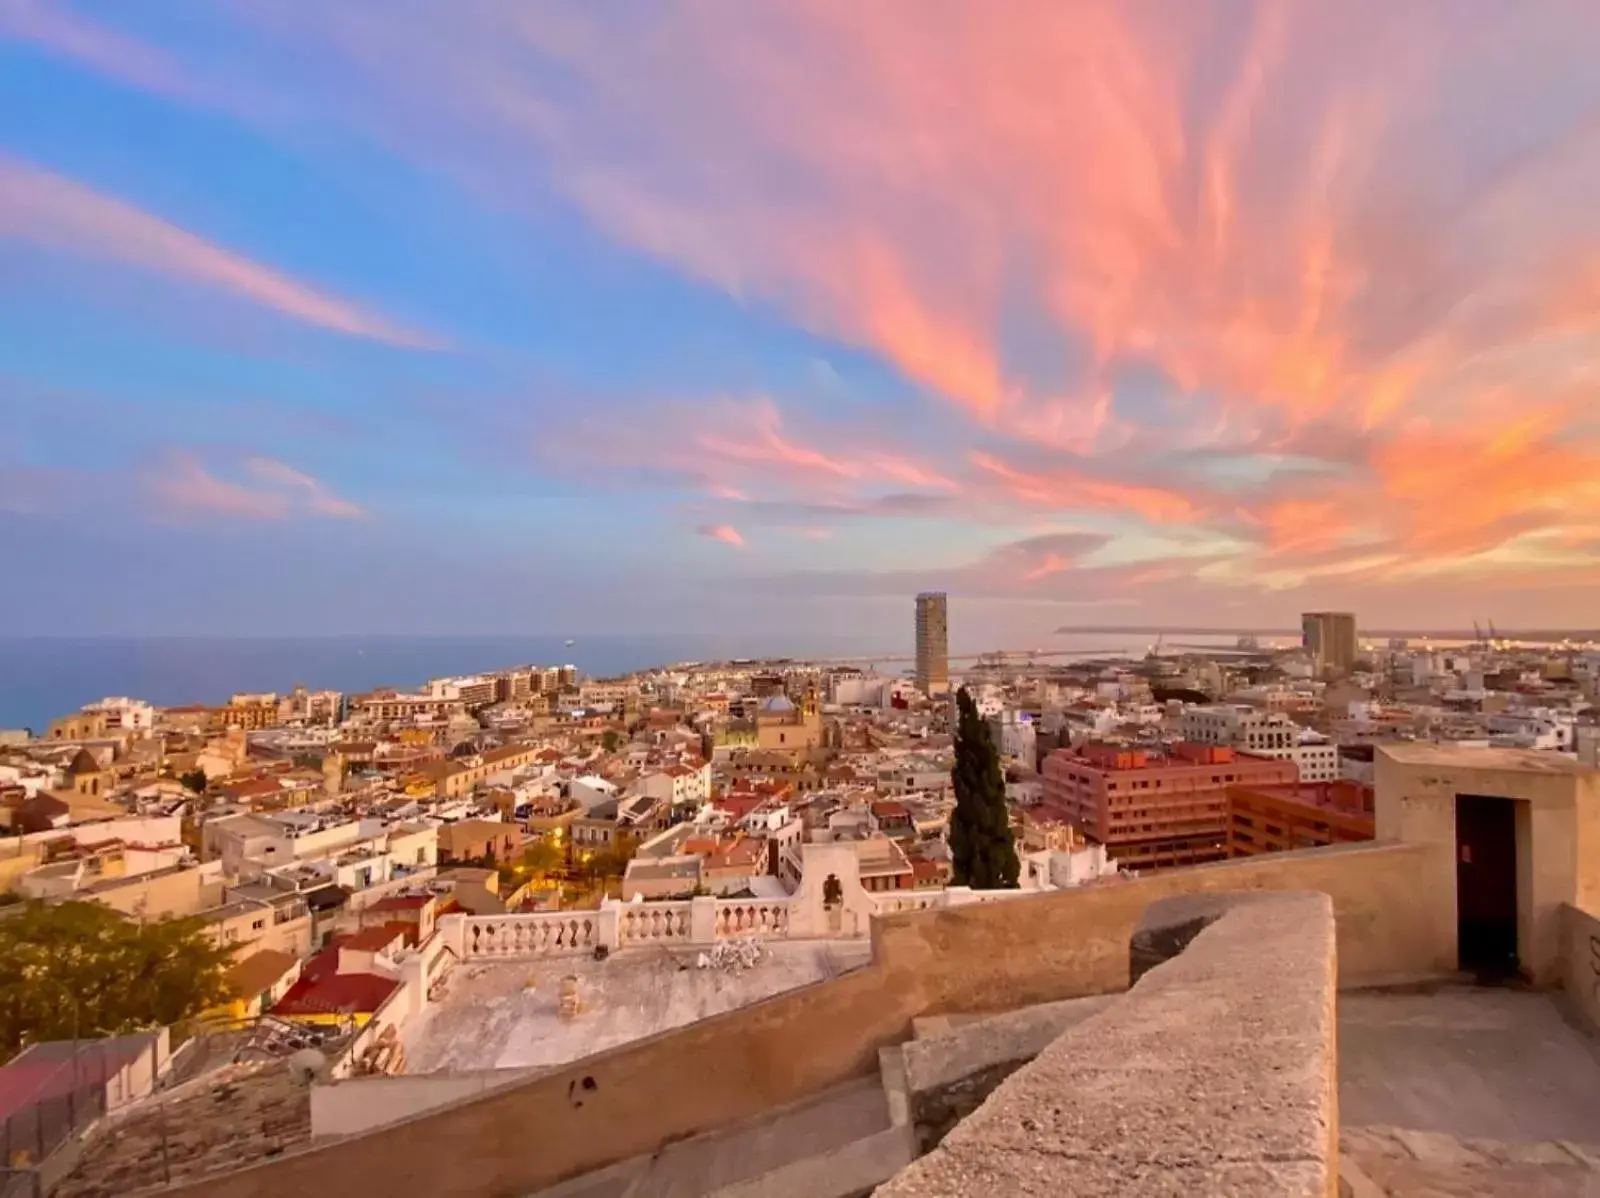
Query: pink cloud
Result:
<box><xmin>151</xmin><ymin>453</ymin><xmax>292</xmax><ymax>521</ymax></box>
<box><xmin>0</xmin><ymin>158</ymin><xmax>436</xmax><ymax>348</ymax></box>
<box><xmin>0</xmin><ymin>0</ymin><xmax>187</xmax><ymax>98</ymax></box>
<box><xmin>243</xmin><ymin>456</ymin><xmax>369</xmax><ymax>519</ymax></box>
<box><xmin>30</xmin><ymin>2</ymin><xmax>1600</xmax><ymax>601</ymax></box>
<box><xmin>696</xmin><ymin>523</ymin><xmax>746</xmax><ymax>548</ymax></box>
<box><xmin>149</xmin><ymin>453</ymin><xmax>366</xmax><ymax>521</ymax></box>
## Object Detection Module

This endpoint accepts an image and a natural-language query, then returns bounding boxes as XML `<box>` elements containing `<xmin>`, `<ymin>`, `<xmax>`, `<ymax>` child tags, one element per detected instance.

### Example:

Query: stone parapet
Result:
<box><xmin>876</xmin><ymin>891</ymin><xmax>1339</xmax><ymax>1197</ymax></box>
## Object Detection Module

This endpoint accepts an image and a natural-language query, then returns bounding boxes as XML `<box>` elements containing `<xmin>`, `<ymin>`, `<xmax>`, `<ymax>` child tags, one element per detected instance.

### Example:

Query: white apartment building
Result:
<box><xmin>637</xmin><ymin>761</ymin><xmax>712</xmax><ymax>807</ymax></box>
<box><xmin>568</xmin><ymin>774</ymin><xmax>620</xmax><ymax>811</ymax></box>
<box><xmin>1181</xmin><ymin>705</ymin><xmax>1339</xmax><ymax>782</ymax></box>
<box><xmin>988</xmin><ymin>711</ymin><xmax>1037</xmax><ymax>763</ymax></box>
<box><xmin>85</xmin><ymin>697</ymin><xmax>157</xmax><ymax>733</ymax></box>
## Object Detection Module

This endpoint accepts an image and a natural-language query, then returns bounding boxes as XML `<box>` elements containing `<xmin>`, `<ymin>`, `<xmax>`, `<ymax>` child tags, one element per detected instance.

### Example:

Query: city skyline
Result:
<box><xmin>6</xmin><ymin>2</ymin><xmax>1600</xmax><ymax>638</ymax></box>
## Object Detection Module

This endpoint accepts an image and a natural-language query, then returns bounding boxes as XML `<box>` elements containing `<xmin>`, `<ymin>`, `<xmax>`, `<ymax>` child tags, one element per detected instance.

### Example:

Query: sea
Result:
<box><xmin>0</xmin><ymin>631</ymin><xmax>1287</xmax><ymax>734</ymax></box>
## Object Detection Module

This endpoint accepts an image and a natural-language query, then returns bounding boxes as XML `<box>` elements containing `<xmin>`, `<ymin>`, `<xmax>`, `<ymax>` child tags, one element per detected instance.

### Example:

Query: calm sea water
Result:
<box><xmin>0</xmin><ymin>634</ymin><xmax>895</xmax><ymax>732</ymax></box>
<box><xmin>0</xmin><ymin>631</ymin><xmax>1266</xmax><ymax>734</ymax></box>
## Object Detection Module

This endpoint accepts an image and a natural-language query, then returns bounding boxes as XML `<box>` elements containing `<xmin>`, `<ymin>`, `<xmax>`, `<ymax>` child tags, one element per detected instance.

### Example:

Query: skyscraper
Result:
<box><xmin>1302</xmin><ymin>611</ymin><xmax>1358</xmax><ymax>678</ymax></box>
<box><xmin>915</xmin><ymin>592</ymin><xmax>950</xmax><ymax>696</ymax></box>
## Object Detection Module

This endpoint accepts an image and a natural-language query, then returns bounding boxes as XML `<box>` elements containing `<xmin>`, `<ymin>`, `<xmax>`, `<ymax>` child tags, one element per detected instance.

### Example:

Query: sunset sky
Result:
<box><xmin>4</xmin><ymin>1</ymin><xmax>1600</xmax><ymax>640</ymax></box>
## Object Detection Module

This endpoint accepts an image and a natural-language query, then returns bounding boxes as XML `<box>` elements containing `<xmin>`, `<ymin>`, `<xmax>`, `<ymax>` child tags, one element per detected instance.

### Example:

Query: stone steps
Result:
<box><xmin>1341</xmin><ymin>1125</ymin><xmax>1600</xmax><ymax>1197</ymax></box>
<box><xmin>899</xmin><ymin>994</ymin><xmax>1117</xmax><ymax>1151</ymax></box>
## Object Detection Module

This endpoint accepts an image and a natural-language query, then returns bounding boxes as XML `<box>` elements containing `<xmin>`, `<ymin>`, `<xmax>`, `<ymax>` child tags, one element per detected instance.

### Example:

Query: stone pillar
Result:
<box><xmin>597</xmin><ymin>898</ymin><xmax>621</xmax><ymax>951</ymax></box>
<box><xmin>400</xmin><ymin>953</ymin><xmax>427</xmax><ymax>1018</ymax></box>
<box><xmin>690</xmin><ymin>895</ymin><xmax>718</xmax><ymax>944</ymax></box>
<box><xmin>438</xmin><ymin>913</ymin><xmax>467</xmax><ymax>958</ymax></box>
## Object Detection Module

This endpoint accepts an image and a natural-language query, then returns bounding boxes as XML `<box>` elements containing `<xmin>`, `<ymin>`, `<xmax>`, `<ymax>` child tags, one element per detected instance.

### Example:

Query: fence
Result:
<box><xmin>448</xmin><ymin>886</ymin><xmax>1031</xmax><ymax>960</ymax></box>
<box><xmin>0</xmin><ymin>1063</ymin><xmax>110</xmax><ymax>1198</ymax></box>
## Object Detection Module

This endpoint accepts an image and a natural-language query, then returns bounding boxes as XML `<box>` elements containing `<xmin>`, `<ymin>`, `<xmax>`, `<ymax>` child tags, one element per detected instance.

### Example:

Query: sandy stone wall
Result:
<box><xmin>1561</xmin><ymin>902</ymin><xmax>1600</xmax><ymax>1035</ymax></box>
<box><xmin>877</xmin><ymin>892</ymin><xmax>1339</xmax><ymax>1197</ymax></box>
<box><xmin>169</xmin><ymin>840</ymin><xmax>1441</xmax><ymax>1198</ymax></box>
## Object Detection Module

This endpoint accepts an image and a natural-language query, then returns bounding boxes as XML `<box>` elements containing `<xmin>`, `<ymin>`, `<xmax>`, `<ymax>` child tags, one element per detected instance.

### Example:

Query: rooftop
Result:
<box><xmin>403</xmin><ymin>939</ymin><xmax>872</xmax><ymax>1075</ymax></box>
<box><xmin>1377</xmin><ymin>742</ymin><xmax>1598</xmax><ymax>774</ymax></box>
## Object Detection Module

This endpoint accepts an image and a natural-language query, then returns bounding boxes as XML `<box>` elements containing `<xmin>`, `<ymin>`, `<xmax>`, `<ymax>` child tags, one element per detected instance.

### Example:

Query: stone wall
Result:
<box><xmin>168</xmin><ymin>839</ymin><xmax>1441</xmax><ymax>1198</ymax></box>
<box><xmin>1375</xmin><ymin>746</ymin><xmax>1600</xmax><ymax>985</ymax></box>
<box><xmin>877</xmin><ymin>892</ymin><xmax>1339</xmax><ymax>1197</ymax></box>
<box><xmin>1560</xmin><ymin>902</ymin><xmax>1600</xmax><ymax>1035</ymax></box>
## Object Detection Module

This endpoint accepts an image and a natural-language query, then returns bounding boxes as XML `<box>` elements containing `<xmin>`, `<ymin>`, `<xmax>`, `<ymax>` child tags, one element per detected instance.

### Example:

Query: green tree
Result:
<box><xmin>948</xmin><ymin>688</ymin><xmax>1019</xmax><ymax>889</ymax></box>
<box><xmin>0</xmin><ymin>902</ymin><xmax>233</xmax><ymax>1061</ymax></box>
<box><xmin>601</xmin><ymin>730</ymin><xmax>623</xmax><ymax>754</ymax></box>
<box><xmin>178</xmin><ymin>768</ymin><xmax>208</xmax><ymax>794</ymax></box>
<box><xmin>520</xmin><ymin>837</ymin><xmax>565</xmax><ymax>878</ymax></box>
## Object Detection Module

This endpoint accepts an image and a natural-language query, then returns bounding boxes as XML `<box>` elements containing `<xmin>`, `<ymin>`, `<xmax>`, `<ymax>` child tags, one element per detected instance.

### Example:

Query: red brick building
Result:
<box><xmin>1041</xmin><ymin>743</ymin><xmax>1297</xmax><ymax>871</ymax></box>
<box><xmin>1225</xmin><ymin>780</ymin><xmax>1375</xmax><ymax>857</ymax></box>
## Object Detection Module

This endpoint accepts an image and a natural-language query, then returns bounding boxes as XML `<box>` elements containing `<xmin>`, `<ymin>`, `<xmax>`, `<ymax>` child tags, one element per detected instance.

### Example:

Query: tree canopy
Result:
<box><xmin>0</xmin><ymin>902</ymin><xmax>233</xmax><ymax>1061</ymax></box>
<box><xmin>948</xmin><ymin>687</ymin><xmax>1020</xmax><ymax>889</ymax></box>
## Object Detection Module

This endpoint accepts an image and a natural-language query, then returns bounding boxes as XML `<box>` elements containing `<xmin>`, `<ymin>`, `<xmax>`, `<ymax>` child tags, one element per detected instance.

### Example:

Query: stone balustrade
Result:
<box><xmin>617</xmin><ymin>900</ymin><xmax>693</xmax><ymax>946</ymax></box>
<box><xmin>714</xmin><ymin>897</ymin><xmax>791</xmax><ymax>938</ymax></box>
<box><xmin>450</xmin><ymin>886</ymin><xmax>1043</xmax><ymax>960</ymax></box>
<box><xmin>461</xmin><ymin>912</ymin><xmax>599</xmax><ymax>959</ymax></box>
<box><xmin>871</xmin><ymin>892</ymin><xmax>943</xmax><ymax>916</ymax></box>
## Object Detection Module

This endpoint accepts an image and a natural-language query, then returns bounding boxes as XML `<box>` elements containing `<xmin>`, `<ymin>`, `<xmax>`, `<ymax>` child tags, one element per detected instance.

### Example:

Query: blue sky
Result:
<box><xmin>5</xmin><ymin>1</ymin><xmax>1600</xmax><ymax>640</ymax></box>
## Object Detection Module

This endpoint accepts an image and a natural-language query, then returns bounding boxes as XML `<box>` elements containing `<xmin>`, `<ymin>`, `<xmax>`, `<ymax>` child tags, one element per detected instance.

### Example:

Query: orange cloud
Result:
<box><xmin>969</xmin><ymin>451</ymin><xmax>1206</xmax><ymax>526</ymax></box>
<box><xmin>0</xmin><ymin>158</ymin><xmax>436</xmax><ymax>348</ymax></box>
<box><xmin>696</xmin><ymin>523</ymin><xmax>746</xmax><ymax>547</ymax></box>
<box><xmin>28</xmin><ymin>2</ymin><xmax>1600</xmax><ymax>599</ymax></box>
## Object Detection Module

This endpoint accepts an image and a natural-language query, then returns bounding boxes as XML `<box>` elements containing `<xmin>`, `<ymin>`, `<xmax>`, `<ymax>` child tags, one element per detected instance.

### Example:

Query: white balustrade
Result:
<box><xmin>463</xmin><ymin>912</ymin><xmax>598</xmax><ymax>958</ymax></box>
<box><xmin>713</xmin><ymin>898</ymin><xmax>792</xmax><ymax>939</ymax></box>
<box><xmin>872</xmin><ymin>892</ymin><xmax>942</xmax><ymax>916</ymax></box>
<box><xmin>618</xmin><ymin>901</ymin><xmax>693</xmax><ymax>945</ymax></box>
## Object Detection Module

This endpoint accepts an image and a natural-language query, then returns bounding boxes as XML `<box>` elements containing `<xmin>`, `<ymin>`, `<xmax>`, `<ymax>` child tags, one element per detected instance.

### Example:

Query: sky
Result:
<box><xmin>4</xmin><ymin>1</ymin><xmax>1600</xmax><ymax>642</ymax></box>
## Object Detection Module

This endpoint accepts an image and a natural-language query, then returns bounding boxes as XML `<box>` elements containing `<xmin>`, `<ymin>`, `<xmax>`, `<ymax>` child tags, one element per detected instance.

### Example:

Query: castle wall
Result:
<box><xmin>169</xmin><ymin>839</ymin><xmax>1441</xmax><ymax>1198</ymax></box>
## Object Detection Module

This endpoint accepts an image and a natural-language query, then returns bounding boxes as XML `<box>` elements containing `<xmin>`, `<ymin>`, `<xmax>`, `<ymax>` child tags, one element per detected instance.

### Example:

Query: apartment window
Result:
<box><xmin>251</xmin><ymin>919</ymin><xmax>265</xmax><ymax>932</ymax></box>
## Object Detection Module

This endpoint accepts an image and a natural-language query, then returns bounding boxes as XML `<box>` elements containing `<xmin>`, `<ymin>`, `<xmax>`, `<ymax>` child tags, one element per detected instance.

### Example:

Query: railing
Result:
<box><xmin>870</xmin><ymin>891</ymin><xmax>942</xmax><ymax>916</ymax></box>
<box><xmin>713</xmin><ymin>898</ymin><xmax>791</xmax><ymax>939</ymax></box>
<box><xmin>443</xmin><ymin>884</ymin><xmax>1049</xmax><ymax>962</ymax></box>
<box><xmin>618</xmin><ymin>901</ymin><xmax>693</xmax><ymax>945</ymax></box>
<box><xmin>463</xmin><ymin>912</ymin><xmax>598</xmax><ymax>958</ymax></box>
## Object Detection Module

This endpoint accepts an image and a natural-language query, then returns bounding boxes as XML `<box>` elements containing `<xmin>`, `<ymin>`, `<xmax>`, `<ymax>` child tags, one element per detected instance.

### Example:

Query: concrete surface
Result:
<box><xmin>877</xmin><ymin>892</ymin><xmax>1338</xmax><ymax>1197</ymax></box>
<box><xmin>405</xmin><ymin>939</ymin><xmax>872</xmax><ymax>1074</ymax></box>
<box><xmin>311</xmin><ymin>1069</ymin><xmax>541</xmax><ymax>1140</ymax></box>
<box><xmin>529</xmin><ymin>1076</ymin><xmax>894</xmax><ymax>1198</ymax></box>
<box><xmin>1342</xmin><ymin>1124</ymin><xmax>1600</xmax><ymax>1197</ymax></box>
<box><xmin>1338</xmin><ymin>987</ymin><xmax>1600</xmax><ymax>1144</ymax></box>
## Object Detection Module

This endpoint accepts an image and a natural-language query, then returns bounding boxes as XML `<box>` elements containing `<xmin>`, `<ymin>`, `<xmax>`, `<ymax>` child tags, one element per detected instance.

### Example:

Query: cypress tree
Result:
<box><xmin>948</xmin><ymin>687</ymin><xmax>1020</xmax><ymax>888</ymax></box>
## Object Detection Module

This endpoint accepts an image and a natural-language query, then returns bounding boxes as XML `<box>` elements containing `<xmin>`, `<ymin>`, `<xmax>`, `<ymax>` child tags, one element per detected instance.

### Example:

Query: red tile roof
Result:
<box><xmin>272</xmin><ymin>970</ymin><xmax>398</xmax><ymax>1018</ymax></box>
<box><xmin>270</xmin><ymin>935</ymin><xmax>405</xmax><ymax>1018</ymax></box>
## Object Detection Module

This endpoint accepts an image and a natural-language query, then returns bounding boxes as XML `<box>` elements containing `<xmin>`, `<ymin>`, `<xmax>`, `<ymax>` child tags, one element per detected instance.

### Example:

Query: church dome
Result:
<box><xmin>758</xmin><ymin>694</ymin><xmax>796</xmax><ymax>714</ymax></box>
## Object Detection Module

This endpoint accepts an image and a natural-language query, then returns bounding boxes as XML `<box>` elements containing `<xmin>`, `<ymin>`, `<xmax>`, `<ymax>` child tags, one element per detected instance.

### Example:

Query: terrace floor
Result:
<box><xmin>404</xmin><ymin>939</ymin><xmax>873</xmax><ymax>1075</ymax></box>
<box><xmin>1338</xmin><ymin>984</ymin><xmax>1600</xmax><ymax>1196</ymax></box>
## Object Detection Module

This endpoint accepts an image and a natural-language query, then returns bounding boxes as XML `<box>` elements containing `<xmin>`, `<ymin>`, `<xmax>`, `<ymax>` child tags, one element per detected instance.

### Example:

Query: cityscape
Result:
<box><xmin>3</xmin><ymin>598</ymin><xmax>1600</xmax><ymax>1194</ymax></box>
<box><xmin>7</xmin><ymin>2</ymin><xmax>1600</xmax><ymax>1197</ymax></box>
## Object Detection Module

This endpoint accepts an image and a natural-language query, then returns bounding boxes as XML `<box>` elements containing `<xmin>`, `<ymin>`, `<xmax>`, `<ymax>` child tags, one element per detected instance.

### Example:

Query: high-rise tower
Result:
<box><xmin>915</xmin><ymin>592</ymin><xmax>950</xmax><ymax>696</ymax></box>
<box><xmin>1301</xmin><ymin>611</ymin><xmax>1358</xmax><ymax>678</ymax></box>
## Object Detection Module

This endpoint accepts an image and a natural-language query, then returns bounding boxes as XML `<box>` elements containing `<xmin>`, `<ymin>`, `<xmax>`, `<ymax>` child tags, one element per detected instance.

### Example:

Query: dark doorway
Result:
<box><xmin>1455</xmin><ymin>795</ymin><xmax>1518</xmax><ymax>976</ymax></box>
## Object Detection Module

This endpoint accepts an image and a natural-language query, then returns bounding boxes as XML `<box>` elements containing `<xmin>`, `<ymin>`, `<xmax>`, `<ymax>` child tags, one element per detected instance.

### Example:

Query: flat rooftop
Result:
<box><xmin>403</xmin><ymin>939</ymin><xmax>872</xmax><ymax>1075</ymax></box>
<box><xmin>1376</xmin><ymin>742</ymin><xmax>1596</xmax><ymax>774</ymax></box>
